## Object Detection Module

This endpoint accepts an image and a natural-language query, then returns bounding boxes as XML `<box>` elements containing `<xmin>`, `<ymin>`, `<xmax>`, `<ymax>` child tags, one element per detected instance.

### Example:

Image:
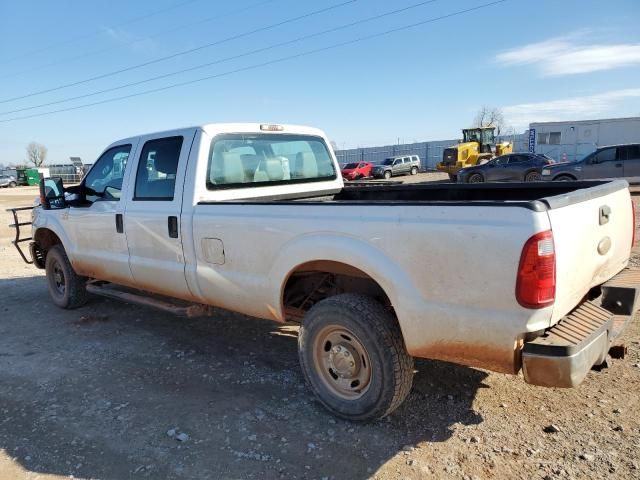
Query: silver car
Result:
<box><xmin>371</xmin><ymin>155</ymin><xmax>420</xmax><ymax>179</ymax></box>
<box><xmin>0</xmin><ymin>175</ymin><xmax>17</xmax><ymax>188</ymax></box>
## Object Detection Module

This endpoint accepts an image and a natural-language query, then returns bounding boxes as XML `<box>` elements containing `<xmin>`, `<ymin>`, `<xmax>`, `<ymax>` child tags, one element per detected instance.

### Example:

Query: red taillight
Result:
<box><xmin>516</xmin><ymin>230</ymin><xmax>556</xmax><ymax>309</ymax></box>
<box><xmin>631</xmin><ymin>198</ymin><xmax>636</xmax><ymax>248</ymax></box>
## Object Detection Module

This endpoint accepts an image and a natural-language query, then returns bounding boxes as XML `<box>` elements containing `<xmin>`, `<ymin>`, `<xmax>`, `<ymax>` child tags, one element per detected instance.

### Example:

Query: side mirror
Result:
<box><xmin>39</xmin><ymin>177</ymin><xmax>67</xmax><ymax>210</ymax></box>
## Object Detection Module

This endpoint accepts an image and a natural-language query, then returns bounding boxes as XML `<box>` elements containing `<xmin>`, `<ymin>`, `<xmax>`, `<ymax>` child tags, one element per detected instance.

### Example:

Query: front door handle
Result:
<box><xmin>115</xmin><ymin>213</ymin><xmax>123</xmax><ymax>233</ymax></box>
<box><xmin>616</xmin><ymin>163</ymin><xmax>623</xmax><ymax>167</ymax></box>
<box><xmin>168</xmin><ymin>216</ymin><xmax>179</xmax><ymax>238</ymax></box>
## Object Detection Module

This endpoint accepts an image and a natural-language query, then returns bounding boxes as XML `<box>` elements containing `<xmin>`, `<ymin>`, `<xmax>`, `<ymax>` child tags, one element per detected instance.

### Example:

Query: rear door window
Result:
<box><xmin>622</xmin><ymin>145</ymin><xmax>640</xmax><ymax>161</ymax></box>
<box><xmin>134</xmin><ymin>136</ymin><xmax>183</xmax><ymax>200</ymax></box>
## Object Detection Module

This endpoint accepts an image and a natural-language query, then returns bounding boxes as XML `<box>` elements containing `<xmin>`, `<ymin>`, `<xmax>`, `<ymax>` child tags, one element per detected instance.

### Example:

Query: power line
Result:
<box><xmin>0</xmin><ymin>0</ymin><xmax>278</xmax><ymax>81</ymax></box>
<box><xmin>0</xmin><ymin>0</ymin><xmax>203</xmax><ymax>64</ymax></box>
<box><xmin>0</xmin><ymin>0</ymin><xmax>357</xmax><ymax>104</ymax></box>
<box><xmin>0</xmin><ymin>0</ymin><xmax>509</xmax><ymax>124</ymax></box>
<box><xmin>0</xmin><ymin>0</ymin><xmax>441</xmax><ymax>116</ymax></box>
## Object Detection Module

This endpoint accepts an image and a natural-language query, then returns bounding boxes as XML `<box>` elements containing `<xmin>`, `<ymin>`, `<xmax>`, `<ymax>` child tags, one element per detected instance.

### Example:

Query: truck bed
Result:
<box><xmin>205</xmin><ymin>180</ymin><xmax>627</xmax><ymax>211</ymax></box>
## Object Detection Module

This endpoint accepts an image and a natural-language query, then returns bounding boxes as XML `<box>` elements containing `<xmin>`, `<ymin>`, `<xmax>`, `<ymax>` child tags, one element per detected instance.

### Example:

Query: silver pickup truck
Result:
<box><xmin>9</xmin><ymin>123</ymin><xmax>640</xmax><ymax>421</ymax></box>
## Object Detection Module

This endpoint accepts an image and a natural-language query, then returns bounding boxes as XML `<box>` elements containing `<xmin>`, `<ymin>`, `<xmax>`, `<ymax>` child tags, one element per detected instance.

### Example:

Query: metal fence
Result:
<box><xmin>335</xmin><ymin>134</ymin><xmax>529</xmax><ymax>170</ymax></box>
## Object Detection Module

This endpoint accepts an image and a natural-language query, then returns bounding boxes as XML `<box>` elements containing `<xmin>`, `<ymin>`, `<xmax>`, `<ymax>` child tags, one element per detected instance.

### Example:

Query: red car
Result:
<box><xmin>341</xmin><ymin>161</ymin><xmax>373</xmax><ymax>180</ymax></box>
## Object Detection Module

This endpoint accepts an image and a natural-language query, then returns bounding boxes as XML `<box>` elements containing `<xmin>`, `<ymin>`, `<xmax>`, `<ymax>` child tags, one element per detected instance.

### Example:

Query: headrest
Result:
<box><xmin>295</xmin><ymin>152</ymin><xmax>318</xmax><ymax>178</ymax></box>
<box><xmin>221</xmin><ymin>152</ymin><xmax>245</xmax><ymax>184</ymax></box>
<box><xmin>264</xmin><ymin>158</ymin><xmax>284</xmax><ymax>180</ymax></box>
<box><xmin>154</xmin><ymin>145</ymin><xmax>179</xmax><ymax>174</ymax></box>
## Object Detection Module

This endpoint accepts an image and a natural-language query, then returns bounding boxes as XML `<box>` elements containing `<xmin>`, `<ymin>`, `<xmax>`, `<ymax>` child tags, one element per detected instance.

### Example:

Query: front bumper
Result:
<box><xmin>523</xmin><ymin>268</ymin><xmax>640</xmax><ymax>387</ymax></box>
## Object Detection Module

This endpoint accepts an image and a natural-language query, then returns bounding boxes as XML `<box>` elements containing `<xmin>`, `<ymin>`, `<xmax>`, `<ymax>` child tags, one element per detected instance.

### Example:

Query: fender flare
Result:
<box><xmin>269</xmin><ymin>233</ymin><xmax>422</xmax><ymax>337</ymax></box>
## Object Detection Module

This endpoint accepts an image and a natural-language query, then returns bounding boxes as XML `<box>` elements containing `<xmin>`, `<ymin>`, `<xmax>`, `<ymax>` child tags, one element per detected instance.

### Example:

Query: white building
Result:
<box><xmin>528</xmin><ymin>116</ymin><xmax>640</xmax><ymax>162</ymax></box>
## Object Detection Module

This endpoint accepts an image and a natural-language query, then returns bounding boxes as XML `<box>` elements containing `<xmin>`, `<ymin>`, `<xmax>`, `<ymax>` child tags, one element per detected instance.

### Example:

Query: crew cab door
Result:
<box><xmin>65</xmin><ymin>142</ymin><xmax>138</xmax><ymax>285</ymax></box>
<box><xmin>123</xmin><ymin>130</ymin><xmax>196</xmax><ymax>300</ymax></box>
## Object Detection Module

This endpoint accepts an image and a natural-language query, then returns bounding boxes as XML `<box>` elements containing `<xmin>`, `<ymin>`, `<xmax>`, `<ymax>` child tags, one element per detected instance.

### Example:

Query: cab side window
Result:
<box><xmin>594</xmin><ymin>148</ymin><xmax>617</xmax><ymax>163</ymax></box>
<box><xmin>84</xmin><ymin>144</ymin><xmax>131</xmax><ymax>202</ymax></box>
<box><xmin>134</xmin><ymin>136</ymin><xmax>183</xmax><ymax>201</ymax></box>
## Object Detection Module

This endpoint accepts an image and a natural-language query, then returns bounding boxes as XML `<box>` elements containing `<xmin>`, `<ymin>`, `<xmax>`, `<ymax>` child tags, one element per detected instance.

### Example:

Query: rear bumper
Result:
<box><xmin>523</xmin><ymin>268</ymin><xmax>640</xmax><ymax>388</ymax></box>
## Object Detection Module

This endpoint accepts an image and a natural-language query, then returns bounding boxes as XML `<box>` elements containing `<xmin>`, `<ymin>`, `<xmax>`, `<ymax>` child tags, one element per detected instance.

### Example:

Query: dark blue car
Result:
<box><xmin>457</xmin><ymin>153</ymin><xmax>555</xmax><ymax>183</ymax></box>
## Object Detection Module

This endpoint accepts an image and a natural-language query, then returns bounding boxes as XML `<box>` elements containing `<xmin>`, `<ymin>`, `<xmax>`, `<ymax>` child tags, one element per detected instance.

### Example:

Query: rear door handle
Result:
<box><xmin>168</xmin><ymin>216</ymin><xmax>179</xmax><ymax>238</ymax></box>
<box><xmin>616</xmin><ymin>163</ymin><xmax>623</xmax><ymax>167</ymax></box>
<box><xmin>115</xmin><ymin>213</ymin><xmax>123</xmax><ymax>233</ymax></box>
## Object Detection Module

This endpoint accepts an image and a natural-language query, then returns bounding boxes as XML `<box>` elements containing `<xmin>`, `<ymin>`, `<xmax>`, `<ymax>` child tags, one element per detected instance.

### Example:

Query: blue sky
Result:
<box><xmin>0</xmin><ymin>0</ymin><xmax>639</xmax><ymax>165</ymax></box>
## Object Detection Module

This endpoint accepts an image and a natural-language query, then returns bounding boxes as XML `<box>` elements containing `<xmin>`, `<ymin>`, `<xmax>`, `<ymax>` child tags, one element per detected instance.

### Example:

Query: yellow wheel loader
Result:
<box><xmin>437</xmin><ymin>127</ymin><xmax>512</xmax><ymax>181</ymax></box>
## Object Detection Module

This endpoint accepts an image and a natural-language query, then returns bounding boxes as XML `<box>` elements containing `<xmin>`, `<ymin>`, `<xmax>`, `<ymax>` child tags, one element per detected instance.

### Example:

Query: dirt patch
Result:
<box><xmin>0</xmin><ymin>190</ymin><xmax>639</xmax><ymax>480</ymax></box>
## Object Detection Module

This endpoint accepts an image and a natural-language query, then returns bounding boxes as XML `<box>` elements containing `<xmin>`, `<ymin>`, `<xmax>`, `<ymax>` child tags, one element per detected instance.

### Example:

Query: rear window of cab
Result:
<box><xmin>207</xmin><ymin>133</ymin><xmax>336</xmax><ymax>190</ymax></box>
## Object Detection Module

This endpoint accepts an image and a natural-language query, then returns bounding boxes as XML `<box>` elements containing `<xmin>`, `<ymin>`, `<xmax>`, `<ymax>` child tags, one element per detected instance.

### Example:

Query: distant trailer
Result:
<box><xmin>529</xmin><ymin>116</ymin><xmax>640</xmax><ymax>162</ymax></box>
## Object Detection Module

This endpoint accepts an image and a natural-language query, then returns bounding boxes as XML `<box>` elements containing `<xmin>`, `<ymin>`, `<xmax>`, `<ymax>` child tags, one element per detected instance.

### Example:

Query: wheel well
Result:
<box><xmin>282</xmin><ymin>261</ymin><xmax>391</xmax><ymax>322</ymax></box>
<box><xmin>553</xmin><ymin>174</ymin><xmax>576</xmax><ymax>181</ymax></box>
<box><xmin>34</xmin><ymin>228</ymin><xmax>62</xmax><ymax>252</ymax></box>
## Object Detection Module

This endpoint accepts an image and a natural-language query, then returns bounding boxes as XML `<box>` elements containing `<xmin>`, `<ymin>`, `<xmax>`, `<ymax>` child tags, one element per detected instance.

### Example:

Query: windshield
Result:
<box><xmin>463</xmin><ymin>129</ymin><xmax>494</xmax><ymax>145</ymax></box>
<box><xmin>382</xmin><ymin>158</ymin><xmax>394</xmax><ymax>165</ymax></box>
<box><xmin>344</xmin><ymin>163</ymin><xmax>358</xmax><ymax>169</ymax></box>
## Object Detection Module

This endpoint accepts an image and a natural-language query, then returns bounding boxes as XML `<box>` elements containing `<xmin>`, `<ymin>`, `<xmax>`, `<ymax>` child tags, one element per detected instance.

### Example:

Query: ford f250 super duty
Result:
<box><xmin>9</xmin><ymin>123</ymin><xmax>640</xmax><ymax>421</ymax></box>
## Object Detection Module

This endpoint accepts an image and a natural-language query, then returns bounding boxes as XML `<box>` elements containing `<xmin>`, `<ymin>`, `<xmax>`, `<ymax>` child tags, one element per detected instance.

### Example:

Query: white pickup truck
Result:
<box><xmin>10</xmin><ymin>123</ymin><xmax>640</xmax><ymax>421</ymax></box>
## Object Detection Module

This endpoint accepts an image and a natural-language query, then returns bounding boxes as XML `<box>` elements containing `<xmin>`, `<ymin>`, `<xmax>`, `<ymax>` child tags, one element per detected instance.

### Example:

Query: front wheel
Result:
<box><xmin>45</xmin><ymin>245</ymin><xmax>88</xmax><ymax>309</ymax></box>
<box><xmin>9</xmin><ymin>181</ymin><xmax>17</xmax><ymax>188</ymax></box>
<box><xmin>298</xmin><ymin>294</ymin><xmax>414</xmax><ymax>421</ymax></box>
<box><xmin>383</xmin><ymin>170</ymin><xmax>392</xmax><ymax>180</ymax></box>
<box><xmin>410</xmin><ymin>167</ymin><xmax>418</xmax><ymax>175</ymax></box>
<box><xmin>468</xmin><ymin>173</ymin><xmax>484</xmax><ymax>183</ymax></box>
<box><xmin>555</xmin><ymin>175</ymin><xmax>575</xmax><ymax>182</ymax></box>
<box><xmin>525</xmin><ymin>171</ymin><xmax>541</xmax><ymax>182</ymax></box>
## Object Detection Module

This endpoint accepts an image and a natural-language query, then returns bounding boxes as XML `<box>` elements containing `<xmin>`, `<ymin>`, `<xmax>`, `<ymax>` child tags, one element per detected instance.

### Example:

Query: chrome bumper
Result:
<box><xmin>523</xmin><ymin>268</ymin><xmax>640</xmax><ymax>388</ymax></box>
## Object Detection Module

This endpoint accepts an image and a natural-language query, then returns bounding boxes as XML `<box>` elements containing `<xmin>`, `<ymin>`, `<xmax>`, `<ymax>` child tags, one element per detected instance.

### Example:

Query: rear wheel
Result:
<box><xmin>448</xmin><ymin>174</ymin><xmax>457</xmax><ymax>182</ymax></box>
<box><xmin>298</xmin><ymin>294</ymin><xmax>414</xmax><ymax>421</ymax></box>
<box><xmin>9</xmin><ymin>181</ymin><xmax>16</xmax><ymax>188</ymax></box>
<box><xmin>555</xmin><ymin>175</ymin><xmax>575</xmax><ymax>182</ymax></box>
<box><xmin>383</xmin><ymin>170</ymin><xmax>392</xmax><ymax>180</ymax></box>
<box><xmin>45</xmin><ymin>245</ymin><xmax>88</xmax><ymax>309</ymax></box>
<box><xmin>525</xmin><ymin>171</ymin><xmax>541</xmax><ymax>182</ymax></box>
<box><xmin>468</xmin><ymin>173</ymin><xmax>484</xmax><ymax>183</ymax></box>
<box><xmin>410</xmin><ymin>166</ymin><xmax>418</xmax><ymax>175</ymax></box>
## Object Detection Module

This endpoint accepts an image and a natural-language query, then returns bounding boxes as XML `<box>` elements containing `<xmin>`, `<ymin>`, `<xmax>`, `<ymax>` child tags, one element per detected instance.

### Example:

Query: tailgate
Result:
<box><xmin>546</xmin><ymin>181</ymin><xmax>633</xmax><ymax>323</ymax></box>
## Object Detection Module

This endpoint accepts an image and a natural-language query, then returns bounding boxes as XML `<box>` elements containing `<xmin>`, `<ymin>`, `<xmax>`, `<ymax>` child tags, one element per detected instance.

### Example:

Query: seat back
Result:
<box><xmin>294</xmin><ymin>152</ymin><xmax>318</xmax><ymax>178</ymax></box>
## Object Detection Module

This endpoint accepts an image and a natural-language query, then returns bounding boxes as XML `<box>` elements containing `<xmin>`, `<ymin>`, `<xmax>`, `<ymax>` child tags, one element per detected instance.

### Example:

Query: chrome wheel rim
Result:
<box><xmin>313</xmin><ymin>325</ymin><xmax>372</xmax><ymax>400</ymax></box>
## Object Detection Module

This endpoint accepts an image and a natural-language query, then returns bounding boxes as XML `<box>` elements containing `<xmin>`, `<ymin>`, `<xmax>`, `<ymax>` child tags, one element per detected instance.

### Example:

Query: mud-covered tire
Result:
<box><xmin>45</xmin><ymin>244</ymin><xmax>88</xmax><ymax>309</ymax></box>
<box><xmin>298</xmin><ymin>294</ymin><xmax>414</xmax><ymax>421</ymax></box>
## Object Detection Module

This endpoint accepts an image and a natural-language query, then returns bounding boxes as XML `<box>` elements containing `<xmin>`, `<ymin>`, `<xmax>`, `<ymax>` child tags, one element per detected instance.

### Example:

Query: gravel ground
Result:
<box><xmin>0</xmin><ymin>185</ymin><xmax>639</xmax><ymax>480</ymax></box>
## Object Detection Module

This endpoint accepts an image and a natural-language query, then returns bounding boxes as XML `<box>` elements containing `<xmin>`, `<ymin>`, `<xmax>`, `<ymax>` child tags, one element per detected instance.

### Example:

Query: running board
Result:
<box><xmin>85</xmin><ymin>283</ymin><xmax>212</xmax><ymax>318</ymax></box>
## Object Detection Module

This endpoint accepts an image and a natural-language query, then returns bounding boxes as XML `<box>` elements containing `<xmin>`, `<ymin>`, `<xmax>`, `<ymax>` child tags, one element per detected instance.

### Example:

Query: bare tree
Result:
<box><xmin>26</xmin><ymin>142</ymin><xmax>47</xmax><ymax>167</ymax></box>
<box><xmin>473</xmin><ymin>106</ymin><xmax>505</xmax><ymax>135</ymax></box>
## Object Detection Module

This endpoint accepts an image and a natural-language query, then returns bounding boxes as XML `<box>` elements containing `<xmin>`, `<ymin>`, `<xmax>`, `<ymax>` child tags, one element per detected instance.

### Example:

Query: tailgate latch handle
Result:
<box><xmin>599</xmin><ymin>205</ymin><xmax>611</xmax><ymax>225</ymax></box>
